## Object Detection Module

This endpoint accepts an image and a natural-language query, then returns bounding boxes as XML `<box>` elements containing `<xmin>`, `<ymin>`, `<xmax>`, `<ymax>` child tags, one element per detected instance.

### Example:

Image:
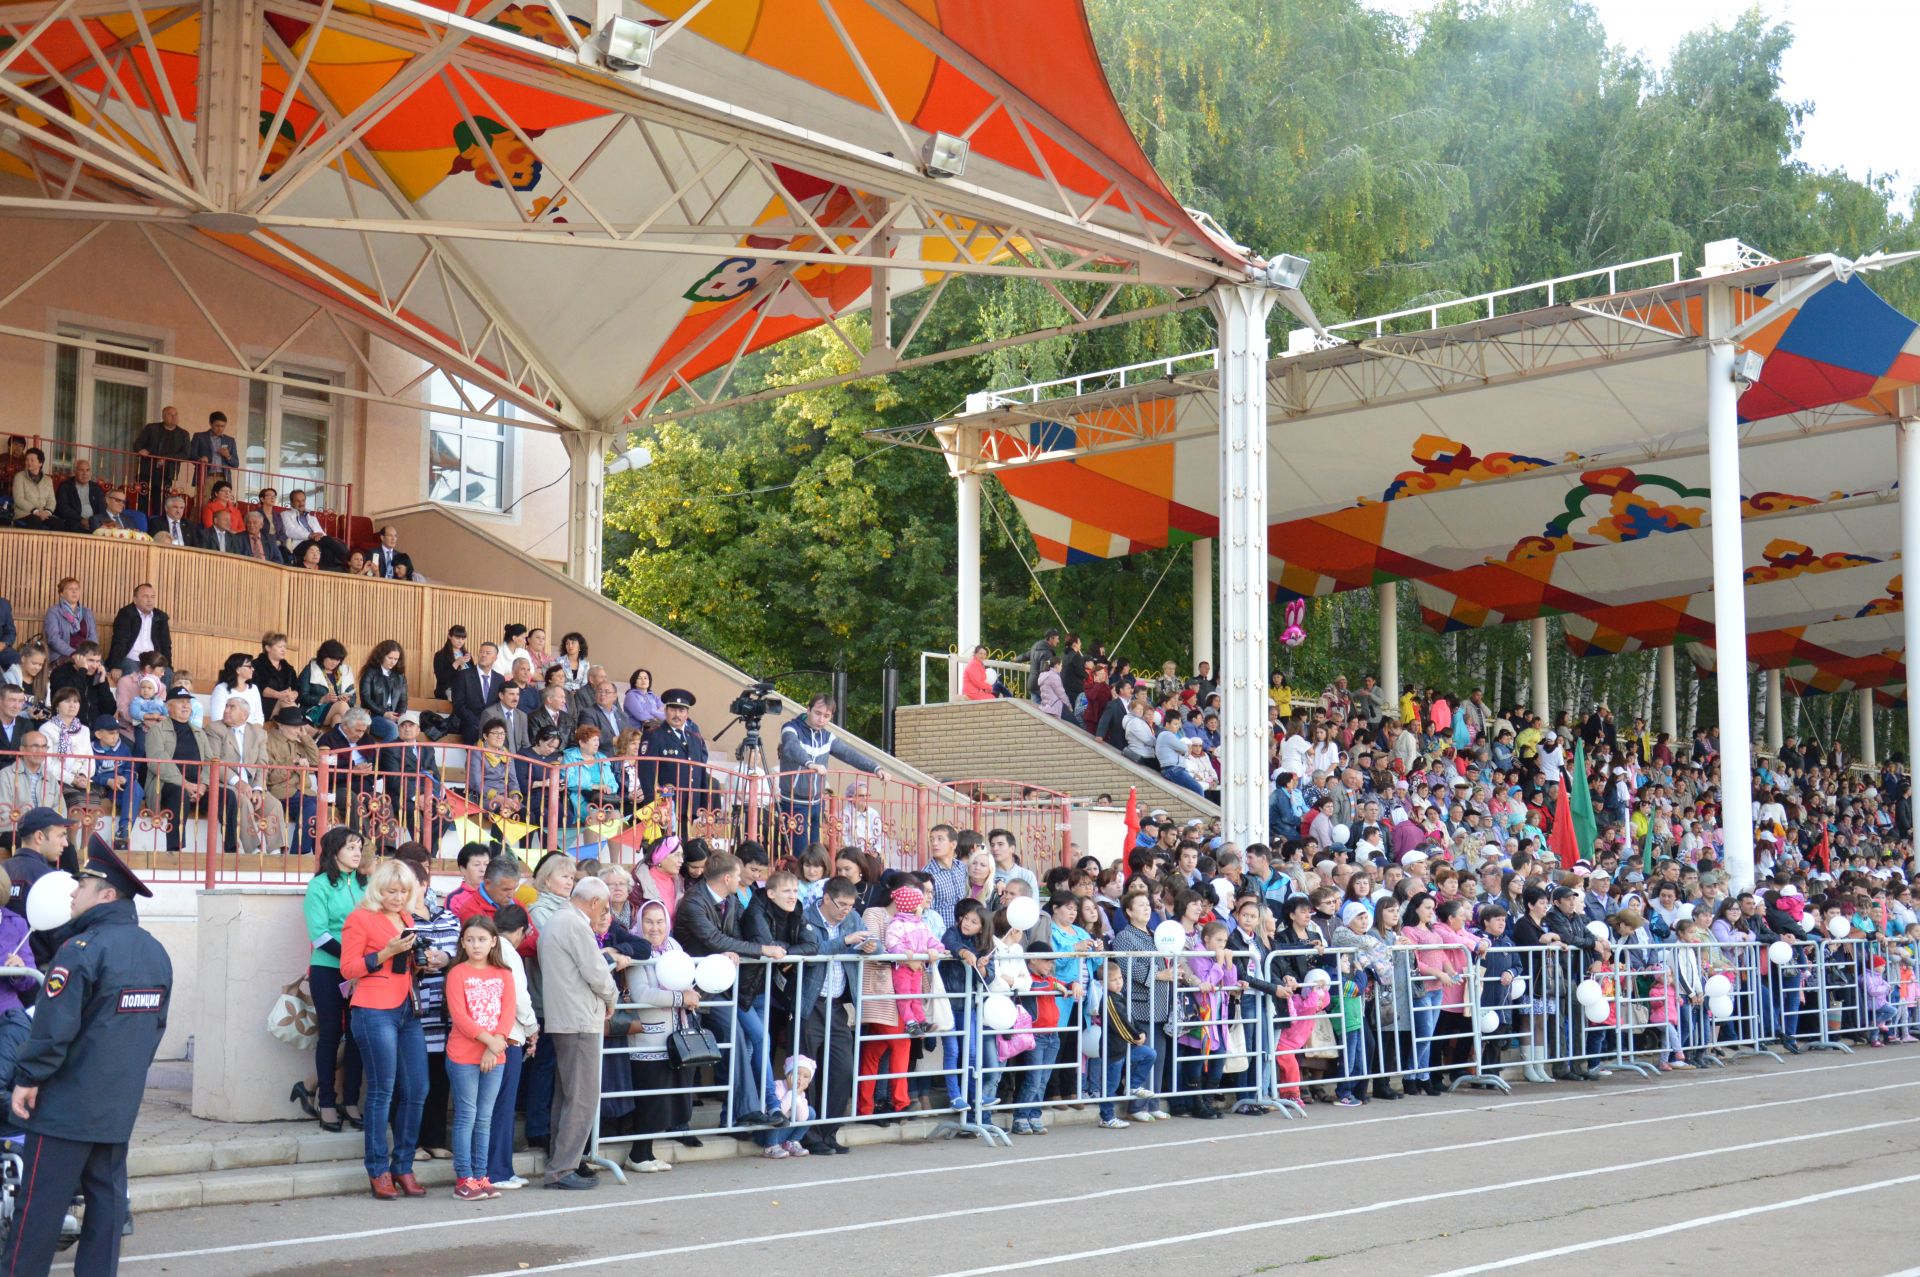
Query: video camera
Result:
<box><xmin>729</xmin><ymin>680</ymin><xmax>780</xmax><ymax>724</ymax></box>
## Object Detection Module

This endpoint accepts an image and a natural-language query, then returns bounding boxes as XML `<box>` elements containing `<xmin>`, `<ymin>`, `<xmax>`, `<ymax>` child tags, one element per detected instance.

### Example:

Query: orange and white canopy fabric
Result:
<box><xmin>972</xmin><ymin>258</ymin><xmax>1920</xmax><ymax>686</ymax></box>
<box><xmin>0</xmin><ymin>0</ymin><xmax>1246</xmax><ymax>428</ymax></box>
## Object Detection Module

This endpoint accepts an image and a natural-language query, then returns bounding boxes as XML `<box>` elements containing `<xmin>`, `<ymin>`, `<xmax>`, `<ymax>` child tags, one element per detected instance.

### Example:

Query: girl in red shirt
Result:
<box><xmin>446</xmin><ymin>915</ymin><xmax>517</xmax><ymax>1201</ymax></box>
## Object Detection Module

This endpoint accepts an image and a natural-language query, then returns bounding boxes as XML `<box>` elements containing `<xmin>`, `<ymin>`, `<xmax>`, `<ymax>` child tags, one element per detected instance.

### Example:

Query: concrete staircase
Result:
<box><xmin>895</xmin><ymin>698</ymin><xmax>1219</xmax><ymax>823</ymax></box>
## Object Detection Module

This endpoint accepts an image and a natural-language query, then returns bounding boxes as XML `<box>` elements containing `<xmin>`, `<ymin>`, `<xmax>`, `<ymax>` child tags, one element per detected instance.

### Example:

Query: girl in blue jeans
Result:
<box><xmin>446</xmin><ymin>916</ymin><xmax>516</xmax><ymax>1200</ymax></box>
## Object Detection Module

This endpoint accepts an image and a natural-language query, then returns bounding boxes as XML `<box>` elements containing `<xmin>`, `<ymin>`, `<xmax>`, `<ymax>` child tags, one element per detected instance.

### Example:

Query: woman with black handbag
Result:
<box><xmin>620</xmin><ymin>900</ymin><xmax>702</xmax><ymax>1172</ymax></box>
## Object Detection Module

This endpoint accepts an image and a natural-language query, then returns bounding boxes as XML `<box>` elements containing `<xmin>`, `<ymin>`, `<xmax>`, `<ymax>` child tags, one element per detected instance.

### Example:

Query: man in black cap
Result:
<box><xmin>7</xmin><ymin>840</ymin><xmax>170</xmax><ymax>1276</ymax></box>
<box><xmin>4</xmin><ymin>808</ymin><xmax>72</xmax><ymax>917</ymax></box>
<box><xmin>144</xmin><ymin>688</ymin><xmax>211</xmax><ymax>853</ymax></box>
<box><xmin>638</xmin><ymin>690</ymin><xmax>708</xmax><ymax>840</ymax></box>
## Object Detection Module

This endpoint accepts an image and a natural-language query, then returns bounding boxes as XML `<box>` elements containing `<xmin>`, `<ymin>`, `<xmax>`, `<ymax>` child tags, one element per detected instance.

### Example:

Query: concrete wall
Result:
<box><xmin>895</xmin><ymin>699</ymin><xmax>1220</xmax><ymax>823</ymax></box>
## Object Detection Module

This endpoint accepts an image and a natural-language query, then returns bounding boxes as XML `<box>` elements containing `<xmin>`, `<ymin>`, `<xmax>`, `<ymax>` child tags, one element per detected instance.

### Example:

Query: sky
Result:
<box><xmin>1368</xmin><ymin>0</ymin><xmax>1917</xmax><ymax>186</ymax></box>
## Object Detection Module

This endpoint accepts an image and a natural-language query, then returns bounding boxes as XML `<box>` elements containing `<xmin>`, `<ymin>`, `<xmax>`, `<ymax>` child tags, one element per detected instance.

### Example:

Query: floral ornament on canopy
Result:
<box><xmin>1380</xmin><ymin>434</ymin><xmax>1557</xmax><ymax>502</ymax></box>
<box><xmin>1853</xmin><ymin>573</ymin><xmax>1903</xmax><ymax>619</ymax></box>
<box><xmin>1506</xmin><ymin>468</ymin><xmax>1708</xmax><ymax>561</ymax></box>
<box><xmin>1745</xmin><ymin>538</ymin><xmax>1883</xmax><ymax>586</ymax></box>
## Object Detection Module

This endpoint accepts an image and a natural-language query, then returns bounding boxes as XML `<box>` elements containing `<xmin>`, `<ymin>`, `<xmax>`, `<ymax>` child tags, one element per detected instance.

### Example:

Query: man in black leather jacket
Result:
<box><xmin>1543</xmin><ymin>886</ymin><xmax>1609</xmax><ymax>1079</ymax></box>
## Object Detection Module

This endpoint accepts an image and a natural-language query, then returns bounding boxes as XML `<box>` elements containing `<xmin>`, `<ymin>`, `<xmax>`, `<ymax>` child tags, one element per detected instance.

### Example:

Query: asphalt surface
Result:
<box><xmin>84</xmin><ymin>1048</ymin><xmax>1920</xmax><ymax>1277</ymax></box>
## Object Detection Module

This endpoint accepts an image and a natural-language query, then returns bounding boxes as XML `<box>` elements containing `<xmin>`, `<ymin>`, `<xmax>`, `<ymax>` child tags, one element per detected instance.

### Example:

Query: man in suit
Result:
<box><xmin>88</xmin><ymin>489</ymin><xmax>147</xmax><ymax>534</ymax></box>
<box><xmin>577</xmin><ymin>679</ymin><xmax>627</xmax><ymax>748</ymax></box>
<box><xmin>797</xmin><ymin>877</ymin><xmax>873</xmax><ymax>1154</ymax></box>
<box><xmin>53</xmin><ymin>458</ymin><xmax>108</xmax><ymax>533</ymax></box>
<box><xmin>318</xmin><ymin>708</ymin><xmax>381</xmax><ymax>829</ymax></box>
<box><xmin>131</xmin><ymin>405</ymin><xmax>190</xmax><ymax>517</ymax></box>
<box><xmin>235</xmin><ymin>509</ymin><xmax>286</xmax><ymax>564</ymax></box>
<box><xmin>277</xmin><ymin>488</ymin><xmax>347</xmax><ymax>565</ymax></box>
<box><xmin>0</xmin><ymin>686</ymin><xmax>32</xmax><ymax>757</ymax></box>
<box><xmin>106</xmin><ymin>583</ymin><xmax>171</xmax><ymax>675</ymax></box>
<box><xmin>199</xmin><ymin>518</ymin><xmax>244</xmax><ymax>555</ymax></box>
<box><xmin>493</xmin><ymin>682</ymin><xmax>532</xmax><ymax>756</ymax></box>
<box><xmin>670</xmin><ymin>851</ymin><xmax>780</xmax><ymax>1125</ymax></box>
<box><xmin>527</xmin><ymin>685</ymin><xmax>575</xmax><ymax>751</ymax></box>
<box><xmin>204</xmin><ymin>696</ymin><xmax>287</xmax><ymax>853</ymax></box>
<box><xmin>451</xmin><ymin>641</ymin><xmax>503</xmax><ymax>745</ymax></box>
<box><xmin>370</xmin><ymin>525</ymin><xmax>413</xmax><ymax>580</ymax></box>
<box><xmin>187</xmin><ymin>410</ymin><xmax>238</xmax><ymax>489</ymax></box>
<box><xmin>144</xmin><ymin>688</ymin><xmax>212</xmax><ymax>852</ymax></box>
<box><xmin>154</xmin><ymin>494</ymin><xmax>194</xmax><ymax>549</ymax></box>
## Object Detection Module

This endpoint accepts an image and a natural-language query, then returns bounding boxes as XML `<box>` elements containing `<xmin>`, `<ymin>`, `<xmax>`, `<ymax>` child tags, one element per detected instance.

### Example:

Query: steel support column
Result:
<box><xmin>1378</xmin><ymin>581</ymin><xmax>1399</xmax><ymax>720</ymax></box>
<box><xmin>1658</xmin><ymin>644</ymin><xmax>1679</xmax><ymax>743</ymax></box>
<box><xmin>1899</xmin><ymin>399</ymin><xmax>1920</xmax><ymax>836</ymax></box>
<box><xmin>1530</xmin><ymin>617</ymin><xmax>1550</xmax><ymax>724</ymax></box>
<box><xmin>1706</xmin><ymin>284</ymin><xmax>1757</xmax><ymax>892</ymax></box>
<box><xmin>1211</xmin><ymin>284</ymin><xmax>1277</xmax><ymax>848</ymax></box>
<box><xmin>1191</xmin><ymin>538</ymin><xmax>1213</xmax><ymax>675</ymax></box>
<box><xmin>563</xmin><ymin>431</ymin><xmax>610</xmax><ymax>588</ymax></box>
<box><xmin>1859</xmin><ymin>688</ymin><xmax>1877</xmax><ymax>768</ymax></box>
<box><xmin>1765</xmin><ymin>668</ymin><xmax>1784</xmax><ymax>755</ymax></box>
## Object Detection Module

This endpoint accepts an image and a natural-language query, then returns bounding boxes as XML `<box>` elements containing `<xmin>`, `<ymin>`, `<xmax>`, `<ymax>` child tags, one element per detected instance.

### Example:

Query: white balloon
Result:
<box><xmin>1304</xmin><ymin>968</ymin><xmax>1332</xmax><ymax>988</ymax></box>
<box><xmin>1575</xmin><ymin>978</ymin><xmax>1605</xmax><ymax>1008</ymax></box>
<box><xmin>1586</xmin><ymin>921</ymin><xmax>1609</xmax><ymax>942</ymax></box>
<box><xmin>1153</xmin><ymin>919</ymin><xmax>1187</xmax><ymax>954</ymax></box>
<box><xmin>981</xmin><ymin>993</ymin><xmax>1017</xmax><ymax>1032</ymax></box>
<box><xmin>1703</xmin><ymin>974</ymin><xmax>1732</xmax><ymax>999</ymax></box>
<box><xmin>1479</xmin><ymin>1009</ymin><xmax>1499</xmax><ymax>1034</ymax></box>
<box><xmin>1331</xmin><ymin>823</ymin><xmax>1351</xmax><ymax>848</ymax></box>
<box><xmin>693</xmin><ymin>952</ymin><xmax>736</xmax><ymax>995</ymax></box>
<box><xmin>1707</xmin><ymin>994</ymin><xmax>1735</xmax><ymax>1020</ymax></box>
<box><xmin>654</xmin><ymin>950</ymin><xmax>696</xmax><ymax>992</ymax></box>
<box><xmin>1826</xmin><ymin>915</ymin><xmax>1851</xmax><ymax>940</ymax></box>
<box><xmin>1768</xmin><ymin>941</ymin><xmax>1794</xmax><ymax>966</ymax></box>
<box><xmin>1005</xmin><ymin>896</ymin><xmax>1041</xmax><ymax>932</ymax></box>
<box><xmin>25</xmin><ymin>871</ymin><xmax>76</xmax><ymax>933</ymax></box>
<box><xmin>1510</xmin><ymin>975</ymin><xmax>1528</xmax><ymax>998</ymax></box>
<box><xmin>1582</xmin><ymin>999</ymin><xmax>1611</xmax><ymax>1024</ymax></box>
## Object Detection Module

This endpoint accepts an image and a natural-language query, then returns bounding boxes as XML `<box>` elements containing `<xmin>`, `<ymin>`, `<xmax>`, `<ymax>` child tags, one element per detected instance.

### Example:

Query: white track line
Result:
<box><xmin>106</xmin><ymin>1052</ymin><xmax>1910</xmax><ymax>1267</ymax></box>
<box><xmin>920</xmin><ymin>1117</ymin><xmax>1920</xmax><ymax>1277</ymax></box>
<box><xmin>1426</xmin><ymin>1171</ymin><xmax>1920</xmax><ymax>1277</ymax></box>
<box><xmin>459</xmin><ymin>1085</ymin><xmax>1920</xmax><ymax>1277</ymax></box>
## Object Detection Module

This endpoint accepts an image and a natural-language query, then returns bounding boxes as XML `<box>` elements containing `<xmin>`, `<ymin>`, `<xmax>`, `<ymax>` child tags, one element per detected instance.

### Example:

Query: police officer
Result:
<box><xmin>638</xmin><ymin>689</ymin><xmax>709</xmax><ymax>839</ymax></box>
<box><xmin>5</xmin><ymin>839</ymin><xmax>171</xmax><ymax>1277</ymax></box>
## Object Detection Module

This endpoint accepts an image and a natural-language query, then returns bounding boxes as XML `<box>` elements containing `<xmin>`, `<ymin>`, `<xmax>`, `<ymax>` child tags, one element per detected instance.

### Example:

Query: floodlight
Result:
<box><xmin>598</xmin><ymin>16</ymin><xmax>654</xmax><ymax>72</ymax></box>
<box><xmin>921</xmin><ymin>131</ymin><xmax>969</xmax><ymax>179</ymax></box>
<box><xmin>1260</xmin><ymin>253</ymin><xmax>1311</xmax><ymax>291</ymax></box>
<box><xmin>606</xmin><ymin>444</ymin><xmax>652</xmax><ymax>476</ymax></box>
<box><xmin>1731</xmin><ymin>351</ymin><xmax>1765</xmax><ymax>387</ymax></box>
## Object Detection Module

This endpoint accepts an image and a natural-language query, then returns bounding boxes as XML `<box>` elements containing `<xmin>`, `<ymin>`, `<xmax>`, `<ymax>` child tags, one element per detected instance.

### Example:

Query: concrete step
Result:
<box><xmin>131</xmin><ymin>1150</ymin><xmax>546</xmax><ymax>1212</ymax></box>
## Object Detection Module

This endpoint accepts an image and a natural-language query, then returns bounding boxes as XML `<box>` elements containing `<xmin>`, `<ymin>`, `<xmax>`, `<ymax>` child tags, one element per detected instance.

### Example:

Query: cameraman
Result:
<box><xmin>776</xmin><ymin>695</ymin><xmax>885</xmax><ymax>856</ymax></box>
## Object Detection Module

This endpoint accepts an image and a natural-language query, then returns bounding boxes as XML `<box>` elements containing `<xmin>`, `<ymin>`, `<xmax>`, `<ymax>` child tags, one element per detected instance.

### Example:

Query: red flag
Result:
<box><xmin>1547</xmin><ymin>776</ymin><xmax>1580</xmax><ymax>868</ymax></box>
<box><xmin>1122</xmin><ymin>786</ymin><xmax>1140</xmax><ymax>857</ymax></box>
<box><xmin>1812</xmin><ymin>823</ymin><xmax>1831</xmax><ymax>872</ymax></box>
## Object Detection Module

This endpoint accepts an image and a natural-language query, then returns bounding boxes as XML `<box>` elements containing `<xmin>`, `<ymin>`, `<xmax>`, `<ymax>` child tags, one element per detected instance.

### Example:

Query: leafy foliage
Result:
<box><xmin>602</xmin><ymin>0</ymin><xmax>1918</xmax><ymax>745</ymax></box>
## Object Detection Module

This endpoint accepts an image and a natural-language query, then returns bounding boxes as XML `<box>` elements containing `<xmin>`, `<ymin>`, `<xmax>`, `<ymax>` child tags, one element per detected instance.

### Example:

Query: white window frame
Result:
<box><xmin>424</xmin><ymin>372</ymin><xmax>517</xmax><ymax>513</ymax></box>
<box><xmin>244</xmin><ymin>365</ymin><xmax>342</xmax><ymax>505</ymax></box>
<box><xmin>48</xmin><ymin>323</ymin><xmax>162</xmax><ymax>458</ymax></box>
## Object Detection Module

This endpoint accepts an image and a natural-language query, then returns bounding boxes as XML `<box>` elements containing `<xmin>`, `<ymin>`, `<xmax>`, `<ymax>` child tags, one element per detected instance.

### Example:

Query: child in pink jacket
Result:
<box><xmin>884</xmin><ymin>885</ymin><xmax>946</xmax><ymax>1036</ymax></box>
<box><xmin>1274</xmin><ymin>982</ymin><xmax>1331</xmax><ymax>1103</ymax></box>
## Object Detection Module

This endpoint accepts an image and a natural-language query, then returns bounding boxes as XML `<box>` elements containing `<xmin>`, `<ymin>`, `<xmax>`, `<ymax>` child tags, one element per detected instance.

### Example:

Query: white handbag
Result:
<box><xmin>266</xmin><ymin>976</ymin><xmax>318</xmax><ymax>1050</ymax></box>
<box><xmin>926</xmin><ymin>964</ymin><xmax>955</xmax><ymax>1032</ymax></box>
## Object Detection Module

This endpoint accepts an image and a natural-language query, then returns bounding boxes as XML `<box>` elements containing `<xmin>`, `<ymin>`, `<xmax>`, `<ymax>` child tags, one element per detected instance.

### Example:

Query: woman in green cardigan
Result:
<box><xmin>300</xmin><ymin>826</ymin><xmax>369</xmax><ymax>1131</ymax></box>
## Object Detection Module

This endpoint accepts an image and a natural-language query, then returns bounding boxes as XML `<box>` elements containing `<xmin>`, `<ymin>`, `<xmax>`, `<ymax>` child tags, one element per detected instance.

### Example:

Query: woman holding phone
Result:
<box><xmin>342</xmin><ymin>858</ymin><xmax>432</xmax><ymax>1200</ymax></box>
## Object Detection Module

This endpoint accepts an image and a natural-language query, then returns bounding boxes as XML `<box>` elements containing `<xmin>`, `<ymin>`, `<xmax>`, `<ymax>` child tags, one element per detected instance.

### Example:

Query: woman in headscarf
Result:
<box><xmin>635</xmin><ymin>835</ymin><xmax>684</xmax><ymax>919</ymax></box>
<box><xmin>622</xmin><ymin>899</ymin><xmax>700</xmax><ymax>1169</ymax></box>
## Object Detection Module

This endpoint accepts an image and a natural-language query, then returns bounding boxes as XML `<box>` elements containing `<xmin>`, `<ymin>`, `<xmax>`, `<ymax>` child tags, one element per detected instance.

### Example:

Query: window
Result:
<box><xmin>50</xmin><ymin>329</ymin><xmax>159</xmax><ymax>467</ymax></box>
<box><xmin>425</xmin><ymin>371</ymin><xmax>514</xmax><ymax>511</ymax></box>
<box><xmin>245</xmin><ymin>369</ymin><xmax>339</xmax><ymax>504</ymax></box>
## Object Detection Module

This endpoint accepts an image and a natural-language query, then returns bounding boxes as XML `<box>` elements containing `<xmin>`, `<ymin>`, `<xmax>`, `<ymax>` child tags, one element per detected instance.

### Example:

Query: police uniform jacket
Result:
<box><xmin>14</xmin><ymin>897</ymin><xmax>172</xmax><ymax>1143</ymax></box>
<box><xmin>638</xmin><ymin>721</ymin><xmax>708</xmax><ymax>804</ymax></box>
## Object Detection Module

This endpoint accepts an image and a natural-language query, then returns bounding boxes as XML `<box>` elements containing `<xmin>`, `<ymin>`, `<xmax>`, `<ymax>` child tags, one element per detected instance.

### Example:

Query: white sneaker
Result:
<box><xmin>1099</xmin><ymin>1117</ymin><xmax>1131</xmax><ymax>1129</ymax></box>
<box><xmin>761</xmin><ymin>1144</ymin><xmax>790</xmax><ymax>1159</ymax></box>
<box><xmin>493</xmin><ymin>1175</ymin><xmax>528</xmax><ymax>1190</ymax></box>
<box><xmin>1129</xmin><ymin>1086</ymin><xmax>1156</xmax><ymax>1100</ymax></box>
<box><xmin>1153</xmin><ymin>1109</ymin><xmax>1172</xmax><ymax>1120</ymax></box>
<box><xmin>624</xmin><ymin>1158</ymin><xmax>672</xmax><ymax>1174</ymax></box>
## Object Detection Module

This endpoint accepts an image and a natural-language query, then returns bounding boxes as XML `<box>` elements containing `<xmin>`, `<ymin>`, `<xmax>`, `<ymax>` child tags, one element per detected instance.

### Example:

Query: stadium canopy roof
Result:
<box><xmin>0</xmin><ymin>0</ymin><xmax>1261</xmax><ymax>431</ymax></box>
<box><xmin>897</xmin><ymin>247</ymin><xmax>1920</xmax><ymax>687</ymax></box>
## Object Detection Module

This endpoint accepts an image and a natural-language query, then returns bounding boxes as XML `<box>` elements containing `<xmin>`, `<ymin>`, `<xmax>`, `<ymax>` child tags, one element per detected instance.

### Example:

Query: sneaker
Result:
<box><xmin>1153</xmin><ymin>1108</ymin><xmax>1172</xmax><ymax>1120</ymax></box>
<box><xmin>1129</xmin><ymin>1086</ymin><xmax>1156</xmax><ymax>1100</ymax></box>
<box><xmin>1099</xmin><ymin>1117</ymin><xmax>1131</xmax><ymax>1129</ymax></box>
<box><xmin>1335</xmin><ymin>1096</ymin><xmax>1363</xmax><ymax>1108</ymax></box>
<box><xmin>475</xmin><ymin>1178</ymin><xmax>501</xmax><ymax>1199</ymax></box>
<box><xmin>493</xmin><ymin>1175</ymin><xmax>528</xmax><ymax>1190</ymax></box>
<box><xmin>624</xmin><ymin>1158</ymin><xmax>672</xmax><ymax>1173</ymax></box>
<box><xmin>783</xmin><ymin>1140</ymin><xmax>810</xmax><ymax>1157</ymax></box>
<box><xmin>762</xmin><ymin>1143</ymin><xmax>790</xmax><ymax>1158</ymax></box>
<box><xmin>1009</xmin><ymin>1119</ymin><xmax>1033</xmax><ymax>1135</ymax></box>
<box><xmin>453</xmin><ymin>1178</ymin><xmax>483</xmax><ymax>1201</ymax></box>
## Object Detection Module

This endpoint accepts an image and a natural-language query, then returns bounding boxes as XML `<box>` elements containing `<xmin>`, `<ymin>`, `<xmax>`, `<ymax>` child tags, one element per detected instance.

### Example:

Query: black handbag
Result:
<box><xmin>666</xmin><ymin>1009</ymin><xmax>721</xmax><ymax>1070</ymax></box>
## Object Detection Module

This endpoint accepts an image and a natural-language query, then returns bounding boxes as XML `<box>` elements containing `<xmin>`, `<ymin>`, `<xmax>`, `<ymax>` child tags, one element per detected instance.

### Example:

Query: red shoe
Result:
<box><xmin>453</xmin><ymin>1178</ymin><xmax>484</xmax><ymax>1201</ymax></box>
<box><xmin>475</xmin><ymin>1178</ymin><xmax>501</xmax><ymax>1199</ymax></box>
<box><xmin>369</xmin><ymin>1173</ymin><xmax>399</xmax><ymax>1200</ymax></box>
<box><xmin>395</xmin><ymin>1172</ymin><xmax>428</xmax><ymax>1198</ymax></box>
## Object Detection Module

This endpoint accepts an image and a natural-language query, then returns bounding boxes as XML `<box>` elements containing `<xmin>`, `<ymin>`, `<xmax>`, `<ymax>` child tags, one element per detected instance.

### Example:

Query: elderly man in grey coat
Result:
<box><xmin>537</xmin><ymin>876</ymin><xmax>621</xmax><ymax>1189</ymax></box>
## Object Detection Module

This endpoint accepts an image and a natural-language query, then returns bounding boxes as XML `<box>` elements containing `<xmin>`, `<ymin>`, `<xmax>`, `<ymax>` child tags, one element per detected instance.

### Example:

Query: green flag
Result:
<box><xmin>1569</xmin><ymin>738</ymin><xmax>1598</xmax><ymax>858</ymax></box>
<box><xmin>1641</xmin><ymin>824</ymin><xmax>1656</xmax><ymax>876</ymax></box>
